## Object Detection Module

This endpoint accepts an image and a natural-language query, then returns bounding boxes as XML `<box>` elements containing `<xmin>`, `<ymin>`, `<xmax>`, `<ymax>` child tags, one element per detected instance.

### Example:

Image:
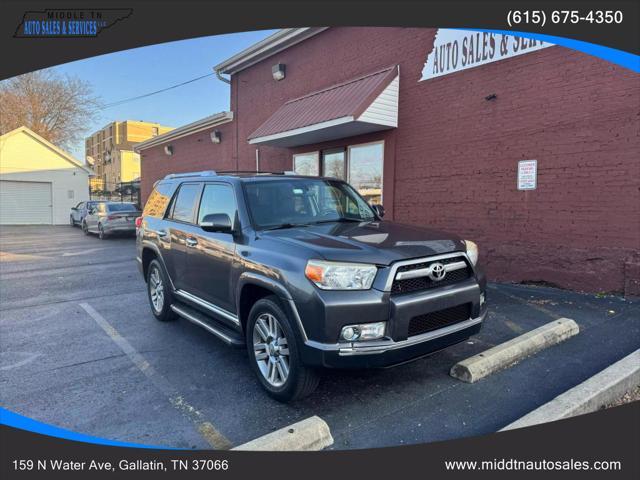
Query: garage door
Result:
<box><xmin>0</xmin><ymin>180</ymin><xmax>53</xmax><ymax>225</ymax></box>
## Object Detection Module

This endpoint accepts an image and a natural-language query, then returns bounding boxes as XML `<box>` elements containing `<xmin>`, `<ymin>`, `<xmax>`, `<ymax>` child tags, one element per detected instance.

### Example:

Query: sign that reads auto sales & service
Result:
<box><xmin>421</xmin><ymin>29</ymin><xmax>553</xmax><ymax>81</ymax></box>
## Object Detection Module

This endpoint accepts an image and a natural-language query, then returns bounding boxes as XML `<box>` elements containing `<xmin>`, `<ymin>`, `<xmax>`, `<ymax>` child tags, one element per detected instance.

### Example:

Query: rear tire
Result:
<box><xmin>147</xmin><ymin>259</ymin><xmax>176</xmax><ymax>322</ymax></box>
<box><xmin>246</xmin><ymin>296</ymin><xmax>319</xmax><ymax>402</ymax></box>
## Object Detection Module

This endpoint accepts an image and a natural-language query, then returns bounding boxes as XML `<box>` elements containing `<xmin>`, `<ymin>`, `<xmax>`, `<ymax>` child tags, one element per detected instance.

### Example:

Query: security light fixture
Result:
<box><xmin>272</xmin><ymin>63</ymin><xmax>286</xmax><ymax>81</ymax></box>
<box><xmin>164</xmin><ymin>145</ymin><xmax>174</xmax><ymax>156</ymax></box>
<box><xmin>210</xmin><ymin>130</ymin><xmax>222</xmax><ymax>144</ymax></box>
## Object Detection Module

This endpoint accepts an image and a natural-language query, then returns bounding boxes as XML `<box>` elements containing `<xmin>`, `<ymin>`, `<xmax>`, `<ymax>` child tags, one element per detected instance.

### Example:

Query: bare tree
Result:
<box><xmin>0</xmin><ymin>69</ymin><xmax>101</xmax><ymax>150</ymax></box>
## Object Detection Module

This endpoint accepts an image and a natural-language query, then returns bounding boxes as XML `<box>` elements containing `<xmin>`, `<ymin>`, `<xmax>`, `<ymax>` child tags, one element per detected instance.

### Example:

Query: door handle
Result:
<box><xmin>148</xmin><ymin>229</ymin><xmax>168</xmax><ymax>238</ymax></box>
<box><xmin>185</xmin><ymin>237</ymin><xmax>198</xmax><ymax>247</ymax></box>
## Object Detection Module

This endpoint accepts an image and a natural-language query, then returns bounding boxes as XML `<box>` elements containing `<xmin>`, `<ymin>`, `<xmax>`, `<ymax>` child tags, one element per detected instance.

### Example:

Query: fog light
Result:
<box><xmin>340</xmin><ymin>322</ymin><xmax>386</xmax><ymax>342</ymax></box>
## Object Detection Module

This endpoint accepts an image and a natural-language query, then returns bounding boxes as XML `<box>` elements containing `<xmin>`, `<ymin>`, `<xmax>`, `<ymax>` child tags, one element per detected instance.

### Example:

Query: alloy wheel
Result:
<box><xmin>253</xmin><ymin>313</ymin><xmax>290</xmax><ymax>387</ymax></box>
<box><xmin>149</xmin><ymin>267</ymin><xmax>164</xmax><ymax>313</ymax></box>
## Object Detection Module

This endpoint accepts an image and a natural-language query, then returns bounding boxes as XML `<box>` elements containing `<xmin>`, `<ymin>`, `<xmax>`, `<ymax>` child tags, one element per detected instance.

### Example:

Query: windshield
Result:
<box><xmin>107</xmin><ymin>203</ymin><xmax>138</xmax><ymax>212</ymax></box>
<box><xmin>244</xmin><ymin>178</ymin><xmax>376</xmax><ymax>229</ymax></box>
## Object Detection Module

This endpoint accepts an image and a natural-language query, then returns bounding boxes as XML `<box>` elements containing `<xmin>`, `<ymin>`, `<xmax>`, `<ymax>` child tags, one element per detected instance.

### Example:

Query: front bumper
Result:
<box><xmin>299</xmin><ymin>272</ymin><xmax>487</xmax><ymax>369</ymax></box>
<box><xmin>301</xmin><ymin>307</ymin><xmax>485</xmax><ymax>368</ymax></box>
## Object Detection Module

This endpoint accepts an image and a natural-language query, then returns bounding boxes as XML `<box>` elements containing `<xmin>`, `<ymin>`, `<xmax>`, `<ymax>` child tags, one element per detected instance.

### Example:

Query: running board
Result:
<box><xmin>171</xmin><ymin>303</ymin><xmax>244</xmax><ymax>348</ymax></box>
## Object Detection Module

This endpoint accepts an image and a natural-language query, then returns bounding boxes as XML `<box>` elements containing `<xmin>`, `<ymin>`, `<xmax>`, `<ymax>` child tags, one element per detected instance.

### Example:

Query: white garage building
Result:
<box><xmin>0</xmin><ymin>127</ymin><xmax>93</xmax><ymax>225</ymax></box>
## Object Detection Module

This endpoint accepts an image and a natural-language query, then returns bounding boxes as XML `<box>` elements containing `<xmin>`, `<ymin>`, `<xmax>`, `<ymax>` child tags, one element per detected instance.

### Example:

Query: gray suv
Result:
<box><xmin>137</xmin><ymin>171</ymin><xmax>487</xmax><ymax>401</ymax></box>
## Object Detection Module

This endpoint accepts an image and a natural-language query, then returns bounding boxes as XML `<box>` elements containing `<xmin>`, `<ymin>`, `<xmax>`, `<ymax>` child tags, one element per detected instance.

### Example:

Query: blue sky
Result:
<box><xmin>53</xmin><ymin>30</ymin><xmax>276</xmax><ymax>159</ymax></box>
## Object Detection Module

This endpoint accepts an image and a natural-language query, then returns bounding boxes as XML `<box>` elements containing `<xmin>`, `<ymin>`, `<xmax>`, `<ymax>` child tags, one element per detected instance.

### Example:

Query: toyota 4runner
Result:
<box><xmin>137</xmin><ymin>170</ymin><xmax>487</xmax><ymax>401</ymax></box>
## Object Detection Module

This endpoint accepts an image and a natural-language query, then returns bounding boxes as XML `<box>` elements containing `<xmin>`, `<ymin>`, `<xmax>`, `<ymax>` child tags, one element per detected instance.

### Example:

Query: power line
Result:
<box><xmin>101</xmin><ymin>72</ymin><xmax>215</xmax><ymax>109</ymax></box>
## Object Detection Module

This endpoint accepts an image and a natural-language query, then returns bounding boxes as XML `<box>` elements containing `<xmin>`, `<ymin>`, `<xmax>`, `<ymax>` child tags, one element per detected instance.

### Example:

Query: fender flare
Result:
<box><xmin>236</xmin><ymin>272</ymin><xmax>308</xmax><ymax>342</ymax></box>
<box><xmin>140</xmin><ymin>242</ymin><xmax>175</xmax><ymax>290</ymax></box>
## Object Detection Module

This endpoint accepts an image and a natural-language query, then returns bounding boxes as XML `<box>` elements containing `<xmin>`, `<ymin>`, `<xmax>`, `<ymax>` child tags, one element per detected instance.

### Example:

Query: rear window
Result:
<box><xmin>170</xmin><ymin>183</ymin><xmax>201</xmax><ymax>223</ymax></box>
<box><xmin>108</xmin><ymin>203</ymin><xmax>137</xmax><ymax>212</ymax></box>
<box><xmin>143</xmin><ymin>181</ymin><xmax>174</xmax><ymax>218</ymax></box>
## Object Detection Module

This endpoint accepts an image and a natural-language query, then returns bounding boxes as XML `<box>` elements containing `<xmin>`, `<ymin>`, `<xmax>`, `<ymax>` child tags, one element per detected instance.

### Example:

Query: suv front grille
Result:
<box><xmin>391</xmin><ymin>255</ymin><xmax>472</xmax><ymax>295</ymax></box>
<box><xmin>407</xmin><ymin>303</ymin><xmax>472</xmax><ymax>337</ymax></box>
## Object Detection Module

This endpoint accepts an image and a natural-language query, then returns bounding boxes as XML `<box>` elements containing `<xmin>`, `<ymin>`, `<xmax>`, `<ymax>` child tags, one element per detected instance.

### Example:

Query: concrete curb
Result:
<box><xmin>501</xmin><ymin>349</ymin><xmax>640</xmax><ymax>431</ymax></box>
<box><xmin>450</xmin><ymin>318</ymin><xmax>580</xmax><ymax>383</ymax></box>
<box><xmin>232</xmin><ymin>416</ymin><xmax>333</xmax><ymax>451</ymax></box>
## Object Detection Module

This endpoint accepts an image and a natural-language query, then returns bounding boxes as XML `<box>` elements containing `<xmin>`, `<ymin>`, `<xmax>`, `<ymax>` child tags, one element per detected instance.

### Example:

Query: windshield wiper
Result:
<box><xmin>261</xmin><ymin>222</ymin><xmax>310</xmax><ymax>231</ymax></box>
<box><xmin>311</xmin><ymin>218</ymin><xmax>368</xmax><ymax>225</ymax></box>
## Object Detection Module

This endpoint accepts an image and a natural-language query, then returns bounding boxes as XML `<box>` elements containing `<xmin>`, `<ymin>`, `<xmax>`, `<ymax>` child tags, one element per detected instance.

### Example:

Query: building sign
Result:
<box><xmin>517</xmin><ymin>160</ymin><xmax>537</xmax><ymax>190</ymax></box>
<box><xmin>421</xmin><ymin>29</ymin><xmax>553</xmax><ymax>81</ymax></box>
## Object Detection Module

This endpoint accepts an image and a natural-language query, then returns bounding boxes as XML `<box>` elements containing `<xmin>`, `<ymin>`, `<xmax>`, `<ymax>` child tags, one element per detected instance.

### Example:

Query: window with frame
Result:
<box><xmin>197</xmin><ymin>184</ymin><xmax>237</xmax><ymax>225</ymax></box>
<box><xmin>348</xmin><ymin>142</ymin><xmax>384</xmax><ymax>205</ymax></box>
<box><xmin>170</xmin><ymin>183</ymin><xmax>200</xmax><ymax>223</ymax></box>
<box><xmin>293</xmin><ymin>152</ymin><xmax>319</xmax><ymax>176</ymax></box>
<box><xmin>321</xmin><ymin>148</ymin><xmax>346</xmax><ymax>180</ymax></box>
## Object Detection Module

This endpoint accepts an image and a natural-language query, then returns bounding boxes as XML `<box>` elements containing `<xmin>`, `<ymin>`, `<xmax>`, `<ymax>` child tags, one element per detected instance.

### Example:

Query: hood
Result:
<box><xmin>261</xmin><ymin>220</ymin><xmax>465</xmax><ymax>265</ymax></box>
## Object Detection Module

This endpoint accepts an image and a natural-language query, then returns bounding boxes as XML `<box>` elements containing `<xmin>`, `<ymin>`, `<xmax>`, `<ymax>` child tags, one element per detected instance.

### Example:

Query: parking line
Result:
<box><xmin>78</xmin><ymin>302</ymin><xmax>232</xmax><ymax>450</ymax></box>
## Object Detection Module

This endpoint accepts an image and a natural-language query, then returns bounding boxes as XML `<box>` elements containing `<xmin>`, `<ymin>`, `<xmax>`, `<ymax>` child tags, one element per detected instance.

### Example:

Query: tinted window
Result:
<box><xmin>143</xmin><ymin>181</ymin><xmax>174</xmax><ymax>218</ymax></box>
<box><xmin>198</xmin><ymin>184</ymin><xmax>237</xmax><ymax>224</ymax></box>
<box><xmin>171</xmin><ymin>183</ymin><xmax>200</xmax><ymax>223</ymax></box>
<box><xmin>107</xmin><ymin>203</ymin><xmax>137</xmax><ymax>212</ymax></box>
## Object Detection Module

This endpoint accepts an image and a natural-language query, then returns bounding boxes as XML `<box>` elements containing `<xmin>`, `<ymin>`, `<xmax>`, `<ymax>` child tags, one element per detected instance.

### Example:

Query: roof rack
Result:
<box><xmin>164</xmin><ymin>170</ymin><xmax>217</xmax><ymax>179</ymax></box>
<box><xmin>163</xmin><ymin>170</ymin><xmax>301</xmax><ymax>180</ymax></box>
<box><xmin>215</xmin><ymin>170</ymin><xmax>299</xmax><ymax>176</ymax></box>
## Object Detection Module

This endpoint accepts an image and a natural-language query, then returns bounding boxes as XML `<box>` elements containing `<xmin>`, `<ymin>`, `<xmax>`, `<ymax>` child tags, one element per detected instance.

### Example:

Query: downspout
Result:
<box><xmin>214</xmin><ymin>68</ymin><xmax>236</xmax><ymax>169</ymax></box>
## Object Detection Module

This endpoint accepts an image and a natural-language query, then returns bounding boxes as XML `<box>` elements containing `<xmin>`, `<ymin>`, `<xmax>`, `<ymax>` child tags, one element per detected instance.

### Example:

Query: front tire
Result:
<box><xmin>82</xmin><ymin>221</ymin><xmax>90</xmax><ymax>235</ymax></box>
<box><xmin>147</xmin><ymin>259</ymin><xmax>176</xmax><ymax>321</ymax></box>
<box><xmin>70</xmin><ymin>215</ymin><xmax>75</xmax><ymax>227</ymax></box>
<box><xmin>246</xmin><ymin>296</ymin><xmax>319</xmax><ymax>402</ymax></box>
<box><xmin>98</xmin><ymin>224</ymin><xmax>106</xmax><ymax>240</ymax></box>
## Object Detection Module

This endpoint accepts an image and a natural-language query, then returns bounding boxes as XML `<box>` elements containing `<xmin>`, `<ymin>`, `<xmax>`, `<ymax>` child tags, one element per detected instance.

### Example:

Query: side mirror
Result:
<box><xmin>200</xmin><ymin>213</ymin><xmax>233</xmax><ymax>233</ymax></box>
<box><xmin>372</xmin><ymin>204</ymin><xmax>385</xmax><ymax>218</ymax></box>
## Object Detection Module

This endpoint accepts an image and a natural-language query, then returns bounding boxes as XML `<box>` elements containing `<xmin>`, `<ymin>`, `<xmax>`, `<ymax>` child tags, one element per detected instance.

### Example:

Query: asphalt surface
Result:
<box><xmin>1</xmin><ymin>226</ymin><xmax>638</xmax><ymax>450</ymax></box>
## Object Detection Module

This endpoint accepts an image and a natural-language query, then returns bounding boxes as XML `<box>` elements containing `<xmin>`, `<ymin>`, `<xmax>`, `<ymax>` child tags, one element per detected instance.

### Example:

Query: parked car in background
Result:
<box><xmin>137</xmin><ymin>171</ymin><xmax>487</xmax><ymax>401</ymax></box>
<box><xmin>70</xmin><ymin>200</ymin><xmax>106</xmax><ymax>227</ymax></box>
<box><xmin>82</xmin><ymin>202</ymin><xmax>141</xmax><ymax>239</ymax></box>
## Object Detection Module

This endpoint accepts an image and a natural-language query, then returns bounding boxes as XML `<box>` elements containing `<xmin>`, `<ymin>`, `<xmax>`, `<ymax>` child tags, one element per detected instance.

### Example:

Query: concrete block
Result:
<box><xmin>450</xmin><ymin>318</ymin><xmax>580</xmax><ymax>383</ymax></box>
<box><xmin>232</xmin><ymin>416</ymin><xmax>333</xmax><ymax>451</ymax></box>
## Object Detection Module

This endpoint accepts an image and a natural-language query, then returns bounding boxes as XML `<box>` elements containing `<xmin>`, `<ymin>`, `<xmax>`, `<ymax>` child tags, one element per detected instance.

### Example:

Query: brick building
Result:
<box><xmin>136</xmin><ymin>27</ymin><xmax>639</xmax><ymax>295</ymax></box>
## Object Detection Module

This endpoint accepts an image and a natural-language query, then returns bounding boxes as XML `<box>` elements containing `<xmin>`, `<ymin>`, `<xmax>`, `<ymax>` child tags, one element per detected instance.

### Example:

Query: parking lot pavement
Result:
<box><xmin>1</xmin><ymin>226</ymin><xmax>639</xmax><ymax>449</ymax></box>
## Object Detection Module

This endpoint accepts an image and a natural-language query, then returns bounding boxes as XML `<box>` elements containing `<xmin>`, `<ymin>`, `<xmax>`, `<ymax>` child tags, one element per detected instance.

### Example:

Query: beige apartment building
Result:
<box><xmin>85</xmin><ymin>120</ymin><xmax>173</xmax><ymax>189</ymax></box>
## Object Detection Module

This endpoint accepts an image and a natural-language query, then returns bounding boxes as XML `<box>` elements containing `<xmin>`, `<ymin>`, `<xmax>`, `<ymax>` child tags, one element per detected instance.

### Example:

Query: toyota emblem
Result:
<box><xmin>428</xmin><ymin>262</ymin><xmax>446</xmax><ymax>281</ymax></box>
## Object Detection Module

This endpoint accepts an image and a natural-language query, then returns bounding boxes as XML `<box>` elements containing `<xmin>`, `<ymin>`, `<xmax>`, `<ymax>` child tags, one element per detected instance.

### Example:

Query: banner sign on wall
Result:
<box><xmin>421</xmin><ymin>29</ymin><xmax>553</xmax><ymax>81</ymax></box>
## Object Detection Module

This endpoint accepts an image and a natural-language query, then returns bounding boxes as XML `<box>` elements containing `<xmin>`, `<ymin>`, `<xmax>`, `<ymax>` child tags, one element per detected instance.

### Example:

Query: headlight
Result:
<box><xmin>305</xmin><ymin>260</ymin><xmax>377</xmax><ymax>290</ymax></box>
<box><xmin>464</xmin><ymin>240</ymin><xmax>479</xmax><ymax>266</ymax></box>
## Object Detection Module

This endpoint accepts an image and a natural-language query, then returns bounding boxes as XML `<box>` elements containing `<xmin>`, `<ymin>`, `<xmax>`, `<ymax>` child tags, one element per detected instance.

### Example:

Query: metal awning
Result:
<box><xmin>248</xmin><ymin>66</ymin><xmax>399</xmax><ymax>147</ymax></box>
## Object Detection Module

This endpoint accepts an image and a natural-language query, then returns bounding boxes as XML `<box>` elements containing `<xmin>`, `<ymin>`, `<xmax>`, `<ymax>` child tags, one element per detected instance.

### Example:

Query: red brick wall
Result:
<box><xmin>140</xmin><ymin>122</ymin><xmax>235</xmax><ymax>202</ymax></box>
<box><xmin>141</xmin><ymin>27</ymin><xmax>640</xmax><ymax>295</ymax></box>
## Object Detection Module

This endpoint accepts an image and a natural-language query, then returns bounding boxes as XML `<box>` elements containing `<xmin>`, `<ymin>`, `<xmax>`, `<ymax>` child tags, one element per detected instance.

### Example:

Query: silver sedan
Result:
<box><xmin>82</xmin><ymin>202</ymin><xmax>141</xmax><ymax>239</ymax></box>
